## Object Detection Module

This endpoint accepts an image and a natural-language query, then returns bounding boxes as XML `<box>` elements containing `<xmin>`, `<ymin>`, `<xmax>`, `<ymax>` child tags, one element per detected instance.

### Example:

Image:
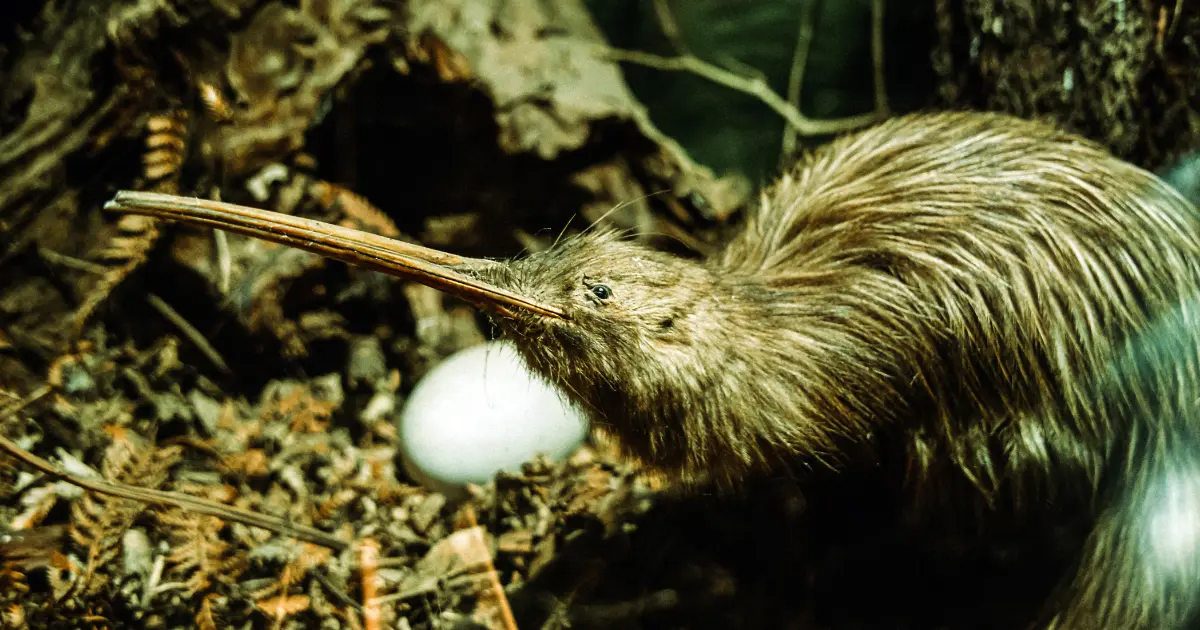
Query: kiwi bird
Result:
<box><xmin>107</xmin><ymin>111</ymin><xmax>1200</xmax><ymax>629</ymax></box>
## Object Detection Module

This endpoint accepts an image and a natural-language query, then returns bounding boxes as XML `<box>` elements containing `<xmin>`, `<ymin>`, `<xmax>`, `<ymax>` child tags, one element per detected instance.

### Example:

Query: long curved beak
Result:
<box><xmin>104</xmin><ymin>191</ymin><xmax>567</xmax><ymax>320</ymax></box>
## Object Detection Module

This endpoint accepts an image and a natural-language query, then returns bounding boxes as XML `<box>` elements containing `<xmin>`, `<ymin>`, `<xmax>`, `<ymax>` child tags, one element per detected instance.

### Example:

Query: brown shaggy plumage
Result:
<box><xmin>477</xmin><ymin>111</ymin><xmax>1200</xmax><ymax>629</ymax></box>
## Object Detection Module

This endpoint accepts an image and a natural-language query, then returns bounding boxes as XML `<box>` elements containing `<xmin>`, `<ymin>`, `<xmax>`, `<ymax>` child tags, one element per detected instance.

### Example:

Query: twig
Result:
<box><xmin>313</xmin><ymin>570</ymin><xmax>364</xmax><ymax>612</ymax></box>
<box><xmin>871</xmin><ymin>0</ymin><xmax>890</xmax><ymax>116</ymax></box>
<box><xmin>371</xmin><ymin>572</ymin><xmax>492</xmax><ymax>606</ymax></box>
<box><xmin>652</xmin><ymin>0</ymin><xmax>688</xmax><ymax>54</ymax></box>
<box><xmin>0</xmin><ymin>432</ymin><xmax>350</xmax><ymax>551</ymax></box>
<box><xmin>270</xmin><ymin>564</ymin><xmax>293</xmax><ymax>630</ymax></box>
<box><xmin>142</xmin><ymin>553</ymin><xmax>166</xmax><ymax>607</ymax></box>
<box><xmin>781</xmin><ymin>0</ymin><xmax>822</xmax><ymax>161</ymax></box>
<box><xmin>0</xmin><ymin>385</ymin><xmax>52</xmax><ymax>419</ymax></box>
<box><xmin>214</xmin><ymin>227</ymin><xmax>232</xmax><ymax>295</ymax></box>
<box><xmin>145</xmin><ymin>293</ymin><xmax>232</xmax><ymax>374</ymax></box>
<box><xmin>211</xmin><ymin>188</ymin><xmax>233</xmax><ymax>295</ymax></box>
<box><xmin>37</xmin><ymin>248</ymin><xmax>111</xmax><ymax>275</ymax></box>
<box><xmin>597</xmin><ymin>47</ymin><xmax>880</xmax><ymax>137</ymax></box>
<box><xmin>1168</xmin><ymin>0</ymin><xmax>1184</xmax><ymax>40</ymax></box>
<box><xmin>359</xmin><ymin>538</ymin><xmax>382</xmax><ymax>630</ymax></box>
<box><xmin>460</xmin><ymin>505</ymin><xmax>518</xmax><ymax>630</ymax></box>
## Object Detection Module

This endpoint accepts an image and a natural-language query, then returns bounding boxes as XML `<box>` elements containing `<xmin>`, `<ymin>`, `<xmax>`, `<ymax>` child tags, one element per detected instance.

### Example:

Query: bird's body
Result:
<box><xmin>477</xmin><ymin>111</ymin><xmax>1200</xmax><ymax>629</ymax></box>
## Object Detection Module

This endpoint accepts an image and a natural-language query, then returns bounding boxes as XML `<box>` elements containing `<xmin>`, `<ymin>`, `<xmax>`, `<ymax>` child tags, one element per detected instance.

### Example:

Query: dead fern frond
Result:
<box><xmin>196</xmin><ymin>592</ymin><xmax>221</xmax><ymax>630</ymax></box>
<box><xmin>246</xmin><ymin>576</ymin><xmax>283</xmax><ymax>603</ymax></box>
<box><xmin>261</xmin><ymin>385</ymin><xmax>337</xmax><ymax>434</ymax></box>
<box><xmin>0</xmin><ymin>602</ymin><xmax>23</xmax><ymax>629</ymax></box>
<box><xmin>407</xmin><ymin>31</ymin><xmax>473</xmax><ymax>83</ymax></box>
<box><xmin>289</xmin><ymin>542</ymin><xmax>334</xmax><ymax>578</ymax></box>
<box><xmin>10</xmin><ymin>484</ymin><xmax>58</xmax><ymax>531</ymax></box>
<box><xmin>46</xmin><ymin>551</ymin><xmax>79</xmax><ymax>602</ymax></box>
<box><xmin>0</xmin><ymin>565</ymin><xmax>28</xmax><ymax>598</ymax></box>
<box><xmin>141</xmin><ymin>111</ymin><xmax>189</xmax><ymax>188</ymax></box>
<box><xmin>316</xmin><ymin>488</ymin><xmax>358</xmax><ymax>525</ymax></box>
<box><xmin>243</xmin><ymin>539</ymin><xmax>334</xmax><ymax>614</ymax></box>
<box><xmin>219</xmin><ymin>449</ymin><xmax>269</xmax><ymax>478</ymax></box>
<box><xmin>307</xmin><ymin>180</ymin><xmax>400</xmax><ymax>238</ymax></box>
<box><xmin>256</xmin><ymin>593</ymin><xmax>311</xmax><ymax>620</ymax></box>
<box><xmin>70</xmin><ymin>109</ymin><xmax>190</xmax><ymax>333</ymax></box>
<box><xmin>66</xmin><ymin>438</ymin><xmax>184</xmax><ymax>596</ymax></box>
<box><xmin>155</xmin><ymin>509</ymin><xmax>243</xmax><ymax>596</ymax></box>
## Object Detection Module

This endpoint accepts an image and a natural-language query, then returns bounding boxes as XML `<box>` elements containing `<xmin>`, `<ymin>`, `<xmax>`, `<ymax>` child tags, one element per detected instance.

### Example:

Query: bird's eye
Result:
<box><xmin>590</xmin><ymin>284</ymin><xmax>612</xmax><ymax>300</ymax></box>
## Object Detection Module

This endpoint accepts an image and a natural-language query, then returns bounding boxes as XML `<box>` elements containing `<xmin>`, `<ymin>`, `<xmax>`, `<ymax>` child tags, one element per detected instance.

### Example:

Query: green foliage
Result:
<box><xmin>587</xmin><ymin>0</ymin><xmax>933</xmax><ymax>185</ymax></box>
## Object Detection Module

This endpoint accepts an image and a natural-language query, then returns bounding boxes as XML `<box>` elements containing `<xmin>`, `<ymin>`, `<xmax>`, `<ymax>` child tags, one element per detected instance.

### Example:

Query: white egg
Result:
<box><xmin>397</xmin><ymin>340</ymin><xmax>589</xmax><ymax>497</ymax></box>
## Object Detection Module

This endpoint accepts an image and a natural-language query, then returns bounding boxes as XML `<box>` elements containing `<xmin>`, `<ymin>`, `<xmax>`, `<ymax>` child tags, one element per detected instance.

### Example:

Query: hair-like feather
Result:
<box><xmin>476</xmin><ymin>111</ymin><xmax>1200</xmax><ymax>629</ymax></box>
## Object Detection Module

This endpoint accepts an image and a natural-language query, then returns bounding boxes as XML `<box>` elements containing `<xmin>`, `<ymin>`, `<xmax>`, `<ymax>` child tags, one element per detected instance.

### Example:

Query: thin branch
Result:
<box><xmin>371</xmin><ymin>572</ymin><xmax>493</xmax><ymax>606</ymax></box>
<box><xmin>0</xmin><ymin>432</ymin><xmax>350</xmax><ymax>551</ymax></box>
<box><xmin>652</xmin><ymin>0</ymin><xmax>688</xmax><ymax>54</ymax></box>
<box><xmin>211</xmin><ymin>187</ymin><xmax>233</xmax><ymax>295</ymax></box>
<box><xmin>782</xmin><ymin>0</ymin><xmax>822</xmax><ymax>161</ymax></box>
<box><xmin>713</xmin><ymin>53</ymin><xmax>770</xmax><ymax>86</ymax></box>
<box><xmin>38</xmin><ymin>248</ymin><xmax>110</xmax><ymax>275</ymax></box>
<box><xmin>871</xmin><ymin>0</ymin><xmax>890</xmax><ymax>116</ymax></box>
<box><xmin>460</xmin><ymin>505</ymin><xmax>518</xmax><ymax>630</ymax></box>
<box><xmin>360</xmin><ymin>538</ymin><xmax>382</xmax><ymax>630</ymax></box>
<box><xmin>313</xmin><ymin>570</ymin><xmax>364</xmax><ymax>612</ymax></box>
<box><xmin>146</xmin><ymin>293</ymin><xmax>232</xmax><ymax>374</ymax></box>
<box><xmin>214</xmin><ymin>224</ymin><xmax>233</xmax><ymax>295</ymax></box>
<box><xmin>1167</xmin><ymin>0</ymin><xmax>1184</xmax><ymax>40</ymax></box>
<box><xmin>0</xmin><ymin>384</ymin><xmax>52</xmax><ymax>419</ymax></box>
<box><xmin>597</xmin><ymin>47</ymin><xmax>880</xmax><ymax>137</ymax></box>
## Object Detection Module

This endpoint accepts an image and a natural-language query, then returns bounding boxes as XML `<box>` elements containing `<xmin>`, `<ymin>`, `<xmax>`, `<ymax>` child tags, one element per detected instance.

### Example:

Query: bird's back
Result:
<box><xmin>710</xmin><ymin>110</ymin><xmax>1200</xmax><ymax>511</ymax></box>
